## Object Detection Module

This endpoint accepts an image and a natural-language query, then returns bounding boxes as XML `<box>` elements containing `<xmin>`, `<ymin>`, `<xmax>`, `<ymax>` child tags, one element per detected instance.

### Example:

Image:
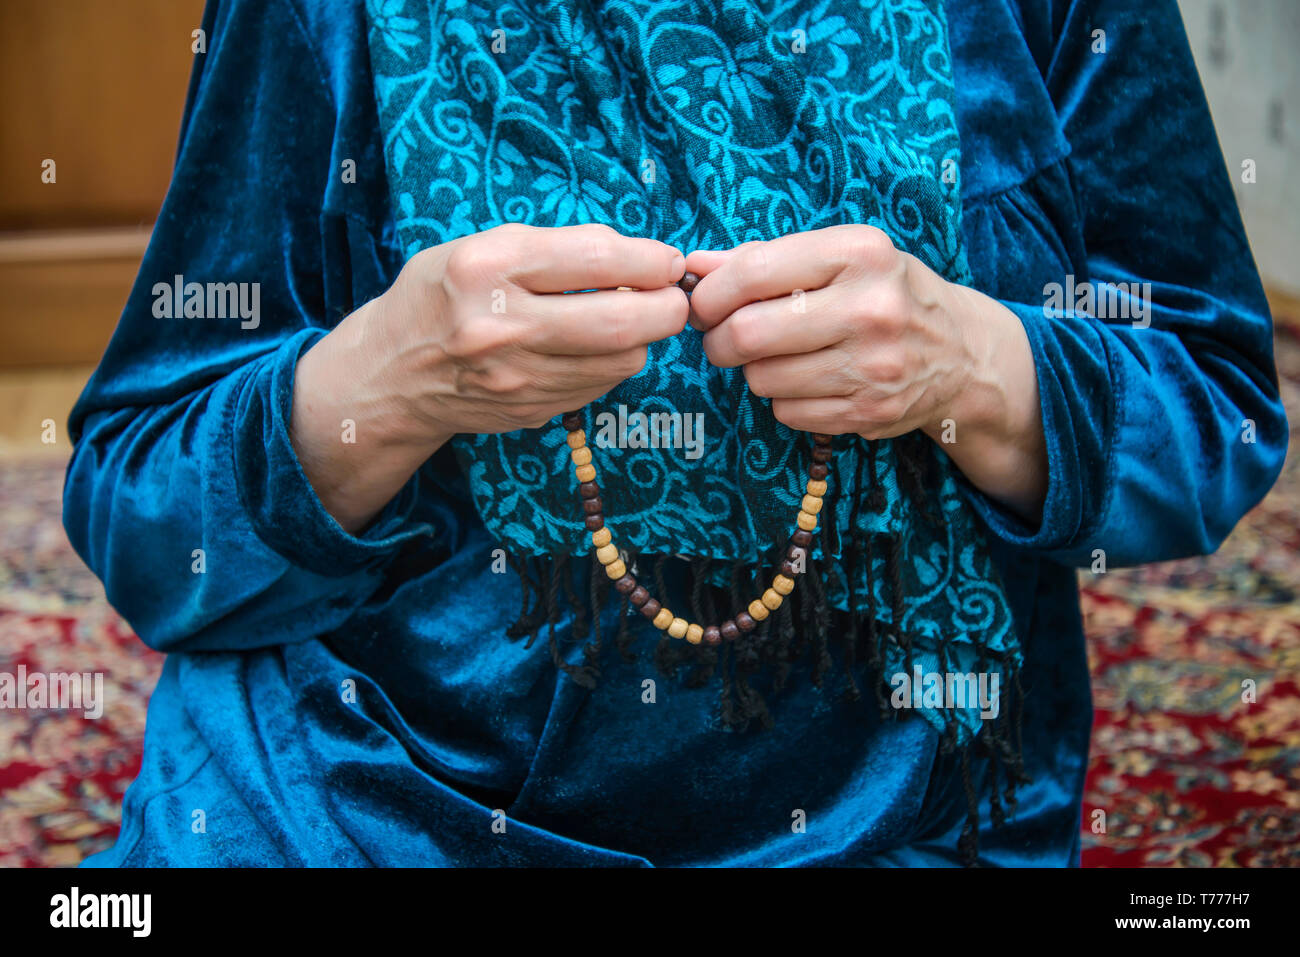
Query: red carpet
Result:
<box><xmin>2</xmin><ymin>326</ymin><xmax>1298</xmax><ymax>867</ymax></box>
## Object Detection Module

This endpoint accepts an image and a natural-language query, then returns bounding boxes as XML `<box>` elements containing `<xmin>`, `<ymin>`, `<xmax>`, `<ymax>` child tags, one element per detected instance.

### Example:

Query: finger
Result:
<box><xmin>701</xmin><ymin>287</ymin><xmax>847</xmax><ymax>368</ymax></box>
<box><xmin>689</xmin><ymin>232</ymin><xmax>842</xmax><ymax>331</ymax></box>
<box><xmin>525</xmin><ymin>346</ymin><xmax>650</xmax><ymax>392</ymax></box>
<box><xmin>525</xmin><ymin>284</ymin><xmax>689</xmax><ymax>355</ymax></box>
<box><xmin>504</xmin><ymin>223</ymin><xmax>686</xmax><ymax>293</ymax></box>
<box><xmin>683</xmin><ymin>248</ymin><xmax>736</xmax><ymax>276</ymax></box>
<box><xmin>690</xmin><ymin>225</ymin><xmax>897</xmax><ymax>331</ymax></box>
<box><xmin>741</xmin><ymin>348</ymin><xmax>856</xmax><ymax>399</ymax></box>
<box><xmin>769</xmin><ymin>396</ymin><xmax>862</xmax><ymax>436</ymax></box>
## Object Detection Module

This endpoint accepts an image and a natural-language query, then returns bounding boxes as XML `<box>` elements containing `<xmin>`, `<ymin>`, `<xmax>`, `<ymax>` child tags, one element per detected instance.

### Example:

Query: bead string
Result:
<box><xmin>559</xmin><ymin>268</ymin><xmax>832</xmax><ymax>645</ymax></box>
<box><xmin>561</xmin><ymin>411</ymin><xmax>831</xmax><ymax>645</ymax></box>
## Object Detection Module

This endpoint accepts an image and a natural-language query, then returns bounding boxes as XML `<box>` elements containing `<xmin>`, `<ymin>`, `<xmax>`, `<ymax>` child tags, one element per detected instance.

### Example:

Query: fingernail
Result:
<box><xmin>670</xmin><ymin>253</ymin><xmax>685</xmax><ymax>279</ymax></box>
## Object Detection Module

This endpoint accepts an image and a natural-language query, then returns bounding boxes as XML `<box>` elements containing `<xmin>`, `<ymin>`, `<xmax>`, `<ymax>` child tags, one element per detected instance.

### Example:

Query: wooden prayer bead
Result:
<box><xmin>703</xmin><ymin>626</ymin><xmax>722</xmax><ymax>646</ymax></box>
<box><xmin>801</xmin><ymin>494</ymin><xmax>823</xmax><ymax>515</ymax></box>
<box><xmin>809</xmin><ymin>463</ymin><xmax>829</xmax><ymax>480</ymax></box>
<box><xmin>668</xmin><ymin>617</ymin><xmax>688</xmax><ymax>639</ymax></box>
<box><xmin>720</xmin><ymin>620</ymin><xmax>740</xmax><ymax>641</ymax></box>
<box><xmin>748</xmin><ymin>599</ymin><xmax>769</xmax><ymax>621</ymax></box>
<box><xmin>583</xmin><ymin>497</ymin><xmax>603</xmax><ymax>515</ymax></box>
<box><xmin>629</xmin><ymin>585</ymin><xmax>649</xmax><ymax>606</ymax></box>
<box><xmin>787</xmin><ymin>544</ymin><xmax>807</xmax><ymax>564</ymax></box>
<box><xmin>571</xmin><ymin>446</ymin><xmax>592</xmax><ymax>466</ymax></box>
<box><xmin>566</xmin><ymin>430</ymin><xmax>586</xmax><ymax>449</ymax></box>
<box><xmin>614</xmin><ymin>574</ymin><xmax>637</xmax><ymax>595</ymax></box>
<box><xmin>761</xmin><ymin>588</ymin><xmax>782</xmax><ymax>610</ymax></box>
<box><xmin>579</xmin><ymin>481</ymin><xmax>600</xmax><ymax>499</ymax></box>
<box><xmin>591</xmin><ymin>527</ymin><xmax>612</xmax><ymax>547</ymax></box>
<box><xmin>807</xmin><ymin>479</ymin><xmax>827</xmax><ymax>497</ymax></box>
<box><xmin>562</xmin><ymin>412</ymin><xmax>582</xmax><ymax>431</ymax></box>
<box><xmin>640</xmin><ymin>598</ymin><xmax>661</xmax><ymax>619</ymax></box>
<box><xmin>605</xmin><ymin>558</ymin><xmax>627</xmax><ymax>580</ymax></box>
<box><xmin>595</xmin><ymin>543</ymin><xmax>619</xmax><ymax>564</ymax></box>
<box><xmin>779</xmin><ymin>559</ymin><xmax>798</xmax><ymax>578</ymax></box>
<box><xmin>791</xmin><ymin>529</ymin><xmax>813</xmax><ymax>549</ymax></box>
<box><xmin>811</xmin><ymin>446</ymin><xmax>832</xmax><ymax>463</ymax></box>
<box><xmin>584</xmin><ymin>514</ymin><xmax>604</xmax><ymax>531</ymax></box>
<box><xmin>773</xmin><ymin>574</ymin><xmax>794</xmax><ymax>596</ymax></box>
<box><xmin>685</xmin><ymin>623</ymin><xmax>703</xmax><ymax>644</ymax></box>
<box><xmin>797</xmin><ymin>510</ymin><xmax>817</xmax><ymax>531</ymax></box>
<box><xmin>735</xmin><ymin>611</ymin><xmax>756</xmax><ymax>633</ymax></box>
<box><xmin>812</xmin><ymin>433</ymin><xmax>832</xmax><ymax>445</ymax></box>
<box><xmin>575</xmin><ymin>464</ymin><xmax>596</xmax><ymax>482</ymax></box>
<box><xmin>678</xmin><ymin>271</ymin><xmax>700</xmax><ymax>294</ymax></box>
<box><xmin>652</xmin><ymin>607</ymin><xmax>674</xmax><ymax>630</ymax></box>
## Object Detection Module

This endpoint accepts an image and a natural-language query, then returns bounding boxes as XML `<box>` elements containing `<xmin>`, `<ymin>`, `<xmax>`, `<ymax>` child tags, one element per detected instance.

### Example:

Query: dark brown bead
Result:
<box><xmin>809</xmin><ymin>462</ymin><xmax>829</xmax><ymax>480</ymax></box>
<box><xmin>812</xmin><ymin>445</ymin><xmax>832</xmax><ymax>463</ymax></box>
<box><xmin>677</xmin><ymin>271</ymin><xmax>700</xmax><ymax>295</ymax></box>
<box><xmin>629</xmin><ymin>586</ymin><xmax>649</xmax><ymax>607</ymax></box>
<box><xmin>735</xmin><ymin>611</ymin><xmax>757</xmax><ymax>633</ymax></box>
<box><xmin>702</xmin><ymin>626</ymin><xmax>721</xmax><ymax>646</ymax></box>
<box><xmin>578</xmin><ymin>481</ymin><xmax>600</xmax><ymax>499</ymax></box>
<box><xmin>584</xmin><ymin>514</ymin><xmax>604</xmax><ymax>531</ymax></box>
<box><xmin>779</xmin><ymin>559</ymin><xmax>798</xmax><ymax>578</ymax></box>
<box><xmin>791</xmin><ymin>529</ymin><xmax>813</xmax><ymax>548</ymax></box>
<box><xmin>614</xmin><ymin>574</ymin><xmax>637</xmax><ymax>595</ymax></box>
<box><xmin>582</xmin><ymin>497</ymin><xmax>602</xmax><ymax>515</ymax></box>
<box><xmin>812</xmin><ymin>432</ymin><xmax>832</xmax><ymax>446</ymax></box>
<box><xmin>720</xmin><ymin>620</ymin><xmax>740</xmax><ymax>642</ymax></box>
<box><xmin>562</xmin><ymin>412</ymin><xmax>583</xmax><ymax>431</ymax></box>
<box><xmin>640</xmin><ymin>598</ymin><xmax>662</xmax><ymax>620</ymax></box>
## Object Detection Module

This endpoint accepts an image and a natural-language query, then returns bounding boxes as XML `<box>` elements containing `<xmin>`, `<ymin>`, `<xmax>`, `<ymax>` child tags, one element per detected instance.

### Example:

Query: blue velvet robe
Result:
<box><xmin>64</xmin><ymin>0</ymin><xmax>1287</xmax><ymax>866</ymax></box>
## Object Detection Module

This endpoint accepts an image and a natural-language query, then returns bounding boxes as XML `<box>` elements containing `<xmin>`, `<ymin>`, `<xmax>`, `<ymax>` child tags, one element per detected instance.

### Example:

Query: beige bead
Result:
<box><xmin>571</xmin><ymin>446</ymin><xmax>592</xmax><ymax>466</ymax></box>
<box><xmin>652</xmin><ymin>607</ymin><xmax>674</xmax><ymax>630</ymax></box>
<box><xmin>591</xmin><ymin>527</ymin><xmax>612</xmax><ymax>548</ymax></box>
<box><xmin>748</xmin><ymin>599</ymin><xmax>770</xmax><ymax>621</ymax></box>
<box><xmin>566</xmin><ymin>430</ymin><xmax>586</xmax><ymax>449</ymax></box>
<box><xmin>595</xmin><ymin>543</ymin><xmax>619</xmax><ymax>565</ymax></box>
<box><xmin>685</xmin><ymin>623</ymin><xmax>703</xmax><ymax>645</ymax></box>
<box><xmin>773</xmin><ymin>574</ymin><xmax>795</xmax><ymax>596</ymax></box>
<box><xmin>806</xmin><ymin>479</ymin><xmax>827</xmax><ymax>497</ymax></box>
<box><xmin>801</xmin><ymin>494</ymin><xmax>823</xmax><ymax>515</ymax></box>
<box><xmin>604</xmin><ymin>558</ymin><xmax>626</xmax><ymax>580</ymax></box>
<box><xmin>796</xmin><ymin>510</ymin><xmax>817</xmax><ymax>531</ymax></box>
<box><xmin>575</xmin><ymin>464</ymin><xmax>596</xmax><ymax>482</ymax></box>
<box><xmin>761</xmin><ymin>588</ymin><xmax>783</xmax><ymax>611</ymax></box>
<box><xmin>668</xmin><ymin>617</ymin><xmax>688</xmax><ymax>639</ymax></box>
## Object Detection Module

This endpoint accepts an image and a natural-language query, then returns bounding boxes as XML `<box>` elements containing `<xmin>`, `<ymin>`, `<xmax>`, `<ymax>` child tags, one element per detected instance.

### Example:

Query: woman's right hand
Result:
<box><xmin>290</xmin><ymin>222</ymin><xmax>689</xmax><ymax>533</ymax></box>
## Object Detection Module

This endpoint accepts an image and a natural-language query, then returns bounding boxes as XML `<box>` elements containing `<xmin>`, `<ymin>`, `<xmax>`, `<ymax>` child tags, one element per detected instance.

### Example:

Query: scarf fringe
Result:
<box><xmin>498</xmin><ymin>432</ymin><xmax>1026</xmax><ymax>866</ymax></box>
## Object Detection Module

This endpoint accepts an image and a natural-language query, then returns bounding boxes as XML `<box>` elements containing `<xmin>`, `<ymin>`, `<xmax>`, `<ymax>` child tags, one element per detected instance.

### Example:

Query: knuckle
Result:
<box><xmin>866</xmin><ymin>353</ymin><xmax>907</xmax><ymax>386</ymax></box>
<box><xmin>613</xmin><ymin>347</ymin><xmax>648</xmax><ymax>380</ymax></box>
<box><xmin>727</xmin><ymin>310</ymin><xmax>764</xmax><ymax>361</ymax></box>
<box><xmin>743</xmin><ymin>363</ymin><xmax>772</xmax><ymax>398</ymax></box>
<box><xmin>444</xmin><ymin>240</ymin><xmax>498</xmax><ymax>285</ymax></box>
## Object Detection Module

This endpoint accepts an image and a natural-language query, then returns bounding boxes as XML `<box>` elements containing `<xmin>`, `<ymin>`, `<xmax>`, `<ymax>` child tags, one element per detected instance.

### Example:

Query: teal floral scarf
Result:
<box><xmin>366</xmin><ymin>0</ymin><xmax>1025</xmax><ymax>854</ymax></box>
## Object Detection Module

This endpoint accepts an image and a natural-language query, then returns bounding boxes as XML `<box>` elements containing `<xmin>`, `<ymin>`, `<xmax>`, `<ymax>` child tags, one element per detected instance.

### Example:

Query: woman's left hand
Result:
<box><xmin>685</xmin><ymin>224</ymin><xmax>1049</xmax><ymax>525</ymax></box>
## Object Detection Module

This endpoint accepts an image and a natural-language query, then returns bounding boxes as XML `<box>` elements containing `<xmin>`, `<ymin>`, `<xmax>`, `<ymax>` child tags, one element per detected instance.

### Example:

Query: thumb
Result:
<box><xmin>683</xmin><ymin>248</ymin><xmax>738</xmax><ymax>277</ymax></box>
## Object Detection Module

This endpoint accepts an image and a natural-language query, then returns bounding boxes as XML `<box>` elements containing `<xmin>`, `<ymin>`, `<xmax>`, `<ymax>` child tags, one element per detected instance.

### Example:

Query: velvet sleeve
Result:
<box><xmin>960</xmin><ymin>0</ymin><xmax>1288</xmax><ymax>568</ymax></box>
<box><xmin>61</xmin><ymin>0</ymin><xmax>436</xmax><ymax>653</ymax></box>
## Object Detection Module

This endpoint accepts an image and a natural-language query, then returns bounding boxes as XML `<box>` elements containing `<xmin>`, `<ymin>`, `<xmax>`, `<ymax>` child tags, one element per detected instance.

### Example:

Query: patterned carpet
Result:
<box><xmin>2</xmin><ymin>326</ymin><xmax>1297</xmax><ymax>867</ymax></box>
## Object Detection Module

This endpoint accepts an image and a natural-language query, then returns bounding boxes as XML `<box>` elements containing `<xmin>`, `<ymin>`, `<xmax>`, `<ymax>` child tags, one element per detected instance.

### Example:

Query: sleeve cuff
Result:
<box><xmin>231</xmin><ymin>327</ymin><xmax>435</xmax><ymax>577</ymax></box>
<box><xmin>952</xmin><ymin>299</ymin><xmax>1114</xmax><ymax>562</ymax></box>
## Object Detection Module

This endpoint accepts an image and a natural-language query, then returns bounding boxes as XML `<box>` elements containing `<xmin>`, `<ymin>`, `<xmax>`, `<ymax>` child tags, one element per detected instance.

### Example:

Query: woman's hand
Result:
<box><xmin>685</xmin><ymin>224</ymin><xmax>1048</xmax><ymax>525</ymax></box>
<box><xmin>292</xmin><ymin>222</ymin><xmax>688</xmax><ymax>533</ymax></box>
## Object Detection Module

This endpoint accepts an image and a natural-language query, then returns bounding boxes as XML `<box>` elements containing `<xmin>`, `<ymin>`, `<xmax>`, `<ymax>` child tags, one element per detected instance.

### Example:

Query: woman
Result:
<box><xmin>64</xmin><ymin>0</ymin><xmax>1286</xmax><ymax>866</ymax></box>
